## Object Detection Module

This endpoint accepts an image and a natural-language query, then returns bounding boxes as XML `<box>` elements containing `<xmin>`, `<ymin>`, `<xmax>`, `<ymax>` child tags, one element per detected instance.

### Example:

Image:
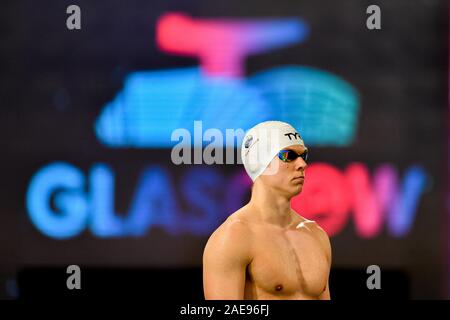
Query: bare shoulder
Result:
<box><xmin>313</xmin><ymin>223</ymin><xmax>331</xmax><ymax>247</ymax></box>
<box><xmin>292</xmin><ymin>213</ymin><xmax>331</xmax><ymax>254</ymax></box>
<box><xmin>203</xmin><ymin>209</ymin><xmax>254</xmax><ymax>263</ymax></box>
<box><xmin>308</xmin><ymin>221</ymin><xmax>332</xmax><ymax>262</ymax></box>
<box><xmin>207</xmin><ymin>216</ymin><xmax>252</xmax><ymax>246</ymax></box>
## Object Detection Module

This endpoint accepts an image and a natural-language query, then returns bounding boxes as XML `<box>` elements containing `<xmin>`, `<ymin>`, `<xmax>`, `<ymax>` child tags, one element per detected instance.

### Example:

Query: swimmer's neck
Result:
<box><xmin>247</xmin><ymin>181</ymin><xmax>295</xmax><ymax>228</ymax></box>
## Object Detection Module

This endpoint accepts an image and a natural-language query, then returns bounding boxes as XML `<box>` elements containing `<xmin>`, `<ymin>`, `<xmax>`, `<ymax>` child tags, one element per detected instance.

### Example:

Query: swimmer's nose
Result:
<box><xmin>295</xmin><ymin>156</ymin><xmax>307</xmax><ymax>171</ymax></box>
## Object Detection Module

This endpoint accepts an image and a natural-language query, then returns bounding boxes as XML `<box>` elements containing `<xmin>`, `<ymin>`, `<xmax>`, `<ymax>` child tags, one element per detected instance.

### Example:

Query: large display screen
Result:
<box><xmin>0</xmin><ymin>0</ymin><xmax>447</xmax><ymax>299</ymax></box>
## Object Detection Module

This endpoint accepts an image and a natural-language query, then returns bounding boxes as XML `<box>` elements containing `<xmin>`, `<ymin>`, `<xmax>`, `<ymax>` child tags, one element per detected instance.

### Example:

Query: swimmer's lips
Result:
<box><xmin>292</xmin><ymin>176</ymin><xmax>305</xmax><ymax>183</ymax></box>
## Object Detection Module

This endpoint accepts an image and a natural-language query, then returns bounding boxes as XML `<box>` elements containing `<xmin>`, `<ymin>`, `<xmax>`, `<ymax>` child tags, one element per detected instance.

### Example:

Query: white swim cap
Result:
<box><xmin>241</xmin><ymin>121</ymin><xmax>306</xmax><ymax>182</ymax></box>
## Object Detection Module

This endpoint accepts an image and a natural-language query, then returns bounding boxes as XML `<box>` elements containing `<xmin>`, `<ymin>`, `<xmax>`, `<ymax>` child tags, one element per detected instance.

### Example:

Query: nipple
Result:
<box><xmin>275</xmin><ymin>284</ymin><xmax>283</xmax><ymax>291</ymax></box>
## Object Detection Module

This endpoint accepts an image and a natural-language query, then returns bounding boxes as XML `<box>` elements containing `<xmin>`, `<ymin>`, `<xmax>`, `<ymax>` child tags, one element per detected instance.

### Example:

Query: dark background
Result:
<box><xmin>0</xmin><ymin>0</ymin><xmax>447</xmax><ymax>299</ymax></box>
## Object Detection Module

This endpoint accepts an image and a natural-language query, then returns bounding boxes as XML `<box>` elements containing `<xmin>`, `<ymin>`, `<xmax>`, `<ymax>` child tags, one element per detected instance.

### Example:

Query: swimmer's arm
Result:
<box><xmin>316</xmin><ymin>224</ymin><xmax>332</xmax><ymax>300</ymax></box>
<box><xmin>203</xmin><ymin>221</ymin><xmax>251</xmax><ymax>300</ymax></box>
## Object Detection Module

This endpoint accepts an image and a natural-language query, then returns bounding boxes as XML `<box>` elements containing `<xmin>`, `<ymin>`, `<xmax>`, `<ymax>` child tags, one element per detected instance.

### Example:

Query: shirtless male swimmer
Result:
<box><xmin>203</xmin><ymin>120</ymin><xmax>332</xmax><ymax>300</ymax></box>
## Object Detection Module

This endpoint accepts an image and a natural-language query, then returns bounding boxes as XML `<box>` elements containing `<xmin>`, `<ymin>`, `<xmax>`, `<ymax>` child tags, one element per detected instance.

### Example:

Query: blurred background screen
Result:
<box><xmin>0</xmin><ymin>0</ymin><xmax>447</xmax><ymax>299</ymax></box>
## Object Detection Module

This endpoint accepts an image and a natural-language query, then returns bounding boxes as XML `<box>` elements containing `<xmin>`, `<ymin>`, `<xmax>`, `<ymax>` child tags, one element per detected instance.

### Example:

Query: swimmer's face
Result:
<box><xmin>260</xmin><ymin>144</ymin><xmax>308</xmax><ymax>197</ymax></box>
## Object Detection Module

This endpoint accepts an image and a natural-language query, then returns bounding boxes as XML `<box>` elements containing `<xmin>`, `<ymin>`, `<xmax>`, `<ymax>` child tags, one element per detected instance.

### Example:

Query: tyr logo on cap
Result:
<box><xmin>284</xmin><ymin>132</ymin><xmax>301</xmax><ymax>140</ymax></box>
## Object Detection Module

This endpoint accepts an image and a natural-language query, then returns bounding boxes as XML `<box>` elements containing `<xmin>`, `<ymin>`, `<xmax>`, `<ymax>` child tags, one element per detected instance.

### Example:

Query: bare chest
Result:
<box><xmin>246</xmin><ymin>227</ymin><xmax>329</xmax><ymax>298</ymax></box>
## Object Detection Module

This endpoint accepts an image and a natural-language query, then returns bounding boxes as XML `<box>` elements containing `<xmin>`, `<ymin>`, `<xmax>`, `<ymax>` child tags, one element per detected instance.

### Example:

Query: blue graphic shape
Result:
<box><xmin>248</xmin><ymin>66</ymin><xmax>360</xmax><ymax>146</ymax></box>
<box><xmin>126</xmin><ymin>165</ymin><xmax>180</xmax><ymax>236</ymax></box>
<box><xmin>90</xmin><ymin>164</ymin><xmax>127</xmax><ymax>237</ymax></box>
<box><xmin>95</xmin><ymin>65</ymin><xmax>359</xmax><ymax>148</ymax></box>
<box><xmin>388</xmin><ymin>166</ymin><xmax>427</xmax><ymax>237</ymax></box>
<box><xmin>26</xmin><ymin>162</ymin><xmax>89</xmax><ymax>239</ymax></box>
<box><xmin>95</xmin><ymin>67</ymin><xmax>271</xmax><ymax>148</ymax></box>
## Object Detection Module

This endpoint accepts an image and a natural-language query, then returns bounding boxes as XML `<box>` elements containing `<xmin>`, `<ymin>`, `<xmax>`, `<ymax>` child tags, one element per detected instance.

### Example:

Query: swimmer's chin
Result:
<box><xmin>292</xmin><ymin>185</ymin><xmax>303</xmax><ymax>196</ymax></box>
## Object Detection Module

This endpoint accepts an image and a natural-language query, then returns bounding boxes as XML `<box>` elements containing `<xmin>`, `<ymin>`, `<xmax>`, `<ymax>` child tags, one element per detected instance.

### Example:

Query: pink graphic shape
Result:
<box><xmin>156</xmin><ymin>13</ymin><xmax>308</xmax><ymax>77</ymax></box>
